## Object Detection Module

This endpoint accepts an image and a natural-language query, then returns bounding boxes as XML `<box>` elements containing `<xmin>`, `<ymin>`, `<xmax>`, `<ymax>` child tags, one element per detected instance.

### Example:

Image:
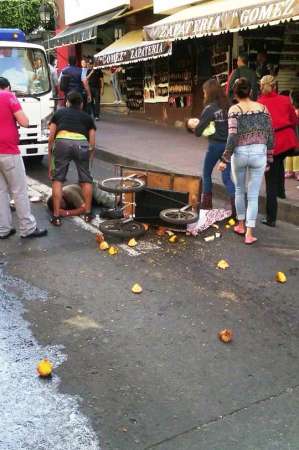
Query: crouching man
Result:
<box><xmin>48</xmin><ymin>91</ymin><xmax>96</xmax><ymax>226</ymax></box>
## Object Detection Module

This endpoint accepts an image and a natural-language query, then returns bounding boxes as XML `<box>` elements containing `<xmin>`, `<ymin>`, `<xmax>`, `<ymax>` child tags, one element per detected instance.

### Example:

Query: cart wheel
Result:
<box><xmin>160</xmin><ymin>208</ymin><xmax>199</xmax><ymax>225</ymax></box>
<box><xmin>99</xmin><ymin>177</ymin><xmax>145</xmax><ymax>194</ymax></box>
<box><xmin>99</xmin><ymin>219</ymin><xmax>146</xmax><ymax>238</ymax></box>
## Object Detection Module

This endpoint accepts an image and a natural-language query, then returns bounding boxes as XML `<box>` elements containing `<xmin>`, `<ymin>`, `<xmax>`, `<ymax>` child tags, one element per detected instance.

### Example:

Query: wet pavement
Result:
<box><xmin>0</xmin><ymin>157</ymin><xmax>298</xmax><ymax>450</ymax></box>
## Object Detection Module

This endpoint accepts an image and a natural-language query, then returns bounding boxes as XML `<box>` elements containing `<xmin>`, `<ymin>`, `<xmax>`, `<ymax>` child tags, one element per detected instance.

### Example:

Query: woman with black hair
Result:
<box><xmin>187</xmin><ymin>78</ymin><xmax>235</xmax><ymax>211</ymax></box>
<box><xmin>218</xmin><ymin>78</ymin><xmax>274</xmax><ymax>244</ymax></box>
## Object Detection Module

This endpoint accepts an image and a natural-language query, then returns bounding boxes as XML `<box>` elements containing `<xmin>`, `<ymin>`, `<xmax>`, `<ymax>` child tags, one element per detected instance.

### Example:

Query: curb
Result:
<box><xmin>96</xmin><ymin>146</ymin><xmax>299</xmax><ymax>227</ymax></box>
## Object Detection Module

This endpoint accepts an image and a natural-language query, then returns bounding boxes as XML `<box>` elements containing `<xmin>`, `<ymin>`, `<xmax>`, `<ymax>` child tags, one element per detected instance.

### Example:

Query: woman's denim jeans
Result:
<box><xmin>203</xmin><ymin>141</ymin><xmax>235</xmax><ymax>197</ymax></box>
<box><xmin>231</xmin><ymin>144</ymin><xmax>267</xmax><ymax>228</ymax></box>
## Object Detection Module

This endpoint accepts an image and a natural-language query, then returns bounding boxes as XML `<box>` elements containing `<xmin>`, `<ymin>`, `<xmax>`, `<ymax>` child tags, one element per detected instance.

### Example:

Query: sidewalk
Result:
<box><xmin>96</xmin><ymin>113</ymin><xmax>299</xmax><ymax>226</ymax></box>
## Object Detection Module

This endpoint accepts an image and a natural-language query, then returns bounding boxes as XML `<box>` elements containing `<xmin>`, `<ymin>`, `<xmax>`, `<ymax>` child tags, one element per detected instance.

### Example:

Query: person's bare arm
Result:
<box><xmin>14</xmin><ymin>110</ymin><xmax>29</xmax><ymax>128</ymax></box>
<box><xmin>48</xmin><ymin>123</ymin><xmax>57</xmax><ymax>179</ymax></box>
<box><xmin>100</xmin><ymin>76</ymin><xmax>104</xmax><ymax>96</ymax></box>
<box><xmin>59</xmin><ymin>204</ymin><xmax>86</xmax><ymax>217</ymax></box>
<box><xmin>89</xmin><ymin>128</ymin><xmax>96</xmax><ymax>160</ymax></box>
<box><xmin>83</xmin><ymin>78</ymin><xmax>91</xmax><ymax>101</ymax></box>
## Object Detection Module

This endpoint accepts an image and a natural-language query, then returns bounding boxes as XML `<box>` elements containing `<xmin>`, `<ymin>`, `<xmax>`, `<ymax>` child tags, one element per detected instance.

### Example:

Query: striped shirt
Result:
<box><xmin>222</xmin><ymin>106</ymin><xmax>274</xmax><ymax>163</ymax></box>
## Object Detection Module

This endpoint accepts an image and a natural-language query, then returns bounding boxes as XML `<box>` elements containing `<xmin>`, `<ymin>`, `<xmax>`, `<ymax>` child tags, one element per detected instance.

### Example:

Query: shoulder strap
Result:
<box><xmin>235</xmin><ymin>104</ymin><xmax>243</xmax><ymax>113</ymax></box>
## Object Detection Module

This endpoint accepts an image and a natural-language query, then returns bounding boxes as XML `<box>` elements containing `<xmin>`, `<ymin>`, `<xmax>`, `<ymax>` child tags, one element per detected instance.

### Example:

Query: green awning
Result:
<box><xmin>45</xmin><ymin>7</ymin><xmax>127</xmax><ymax>50</ymax></box>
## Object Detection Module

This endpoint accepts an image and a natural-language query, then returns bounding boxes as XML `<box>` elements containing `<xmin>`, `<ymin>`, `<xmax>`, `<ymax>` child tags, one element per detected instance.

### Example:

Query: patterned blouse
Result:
<box><xmin>222</xmin><ymin>105</ymin><xmax>274</xmax><ymax>163</ymax></box>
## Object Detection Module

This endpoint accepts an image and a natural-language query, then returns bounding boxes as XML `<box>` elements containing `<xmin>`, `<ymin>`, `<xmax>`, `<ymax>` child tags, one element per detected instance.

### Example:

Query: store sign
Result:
<box><xmin>145</xmin><ymin>0</ymin><xmax>299</xmax><ymax>40</ymax></box>
<box><xmin>95</xmin><ymin>41</ymin><xmax>172</xmax><ymax>67</ymax></box>
<box><xmin>64</xmin><ymin>0</ymin><xmax>130</xmax><ymax>25</ymax></box>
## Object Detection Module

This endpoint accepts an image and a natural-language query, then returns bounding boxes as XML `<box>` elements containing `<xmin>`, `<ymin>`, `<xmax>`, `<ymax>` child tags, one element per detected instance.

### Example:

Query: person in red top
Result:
<box><xmin>258</xmin><ymin>75</ymin><xmax>298</xmax><ymax>226</ymax></box>
<box><xmin>0</xmin><ymin>77</ymin><xmax>47</xmax><ymax>239</ymax></box>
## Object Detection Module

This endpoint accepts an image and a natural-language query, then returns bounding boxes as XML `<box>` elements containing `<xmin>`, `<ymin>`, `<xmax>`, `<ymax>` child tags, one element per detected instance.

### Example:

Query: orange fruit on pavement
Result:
<box><xmin>108</xmin><ymin>246</ymin><xmax>119</xmax><ymax>256</ymax></box>
<box><xmin>95</xmin><ymin>233</ymin><xmax>104</xmax><ymax>244</ymax></box>
<box><xmin>218</xmin><ymin>329</ymin><xmax>233</xmax><ymax>343</ymax></box>
<box><xmin>37</xmin><ymin>358</ymin><xmax>53</xmax><ymax>377</ymax></box>
<box><xmin>132</xmin><ymin>283</ymin><xmax>143</xmax><ymax>294</ymax></box>
<box><xmin>217</xmin><ymin>259</ymin><xmax>230</xmax><ymax>270</ymax></box>
<box><xmin>99</xmin><ymin>241</ymin><xmax>109</xmax><ymax>251</ymax></box>
<box><xmin>128</xmin><ymin>238</ymin><xmax>138</xmax><ymax>247</ymax></box>
<box><xmin>275</xmin><ymin>272</ymin><xmax>287</xmax><ymax>283</ymax></box>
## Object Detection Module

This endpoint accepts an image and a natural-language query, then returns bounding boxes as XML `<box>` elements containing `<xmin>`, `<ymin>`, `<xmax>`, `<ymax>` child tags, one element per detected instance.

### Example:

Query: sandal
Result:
<box><xmin>82</xmin><ymin>212</ymin><xmax>94</xmax><ymax>223</ymax></box>
<box><xmin>245</xmin><ymin>235</ymin><xmax>257</xmax><ymax>245</ymax></box>
<box><xmin>234</xmin><ymin>224</ymin><xmax>245</xmax><ymax>235</ymax></box>
<box><xmin>50</xmin><ymin>216</ymin><xmax>62</xmax><ymax>227</ymax></box>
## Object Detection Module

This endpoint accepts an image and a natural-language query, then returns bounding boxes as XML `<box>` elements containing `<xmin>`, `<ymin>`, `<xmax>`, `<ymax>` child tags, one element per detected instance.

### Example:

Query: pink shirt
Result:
<box><xmin>0</xmin><ymin>90</ymin><xmax>22</xmax><ymax>155</ymax></box>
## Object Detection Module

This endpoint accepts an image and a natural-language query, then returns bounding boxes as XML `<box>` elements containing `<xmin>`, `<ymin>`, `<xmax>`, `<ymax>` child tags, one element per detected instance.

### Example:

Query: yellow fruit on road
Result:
<box><xmin>37</xmin><ymin>358</ymin><xmax>53</xmax><ymax>377</ymax></box>
<box><xmin>108</xmin><ymin>246</ymin><xmax>119</xmax><ymax>256</ymax></box>
<box><xmin>225</xmin><ymin>224</ymin><xmax>231</xmax><ymax>229</ymax></box>
<box><xmin>132</xmin><ymin>283</ymin><xmax>143</xmax><ymax>294</ymax></box>
<box><xmin>99</xmin><ymin>241</ymin><xmax>109</xmax><ymax>251</ymax></box>
<box><xmin>217</xmin><ymin>259</ymin><xmax>230</xmax><ymax>270</ymax></box>
<box><xmin>228</xmin><ymin>218</ymin><xmax>236</xmax><ymax>226</ymax></box>
<box><xmin>218</xmin><ymin>329</ymin><xmax>233</xmax><ymax>343</ymax></box>
<box><xmin>168</xmin><ymin>235</ymin><xmax>178</xmax><ymax>243</ymax></box>
<box><xmin>165</xmin><ymin>230</ymin><xmax>175</xmax><ymax>237</ymax></box>
<box><xmin>276</xmin><ymin>272</ymin><xmax>287</xmax><ymax>283</ymax></box>
<box><xmin>128</xmin><ymin>238</ymin><xmax>137</xmax><ymax>247</ymax></box>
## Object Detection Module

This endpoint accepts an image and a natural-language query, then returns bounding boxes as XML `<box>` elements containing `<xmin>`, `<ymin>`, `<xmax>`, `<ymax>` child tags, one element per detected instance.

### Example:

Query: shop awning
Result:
<box><xmin>144</xmin><ymin>0</ymin><xmax>299</xmax><ymax>41</ymax></box>
<box><xmin>94</xmin><ymin>29</ymin><xmax>172</xmax><ymax>68</ymax></box>
<box><xmin>45</xmin><ymin>7</ymin><xmax>127</xmax><ymax>50</ymax></box>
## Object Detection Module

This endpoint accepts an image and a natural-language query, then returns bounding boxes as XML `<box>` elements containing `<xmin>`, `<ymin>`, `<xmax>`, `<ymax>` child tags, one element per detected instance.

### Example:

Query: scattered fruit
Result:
<box><xmin>228</xmin><ymin>218</ymin><xmax>236</xmax><ymax>226</ymax></box>
<box><xmin>132</xmin><ymin>283</ymin><xmax>143</xmax><ymax>294</ymax></box>
<box><xmin>95</xmin><ymin>233</ymin><xmax>104</xmax><ymax>244</ymax></box>
<box><xmin>156</xmin><ymin>226</ymin><xmax>167</xmax><ymax>236</ymax></box>
<box><xmin>225</xmin><ymin>224</ymin><xmax>231</xmax><ymax>229</ymax></box>
<box><xmin>275</xmin><ymin>271</ymin><xmax>287</xmax><ymax>283</ymax></box>
<box><xmin>217</xmin><ymin>259</ymin><xmax>230</xmax><ymax>270</ymax></box>
<box><xmin>218</xmin><ymin>329</ymin><xmax>233</xmax><ymax>343</ymax></box>
<box><xmin>168</xmin><ymin>234</ymin><xmax>178</xmax><ymax>243</ymax></box>
<box><xmin>108</xmin><ymin>246</ymin><xmax>119</xmax><ymax>255</ymax></box>
<box><xmin>99</xmin><ymin>241</ymin><xmax>109</xmax><ymax>251</ymax></box>
<box><xmin>204</xmin><ymin>235</ymin><xmax>215</xmax><ymax>242</ymax></box>
<box><xmin>165</xmin><ymin>230</ymin><xmax>175</xmax><ymax>237</ymax></box>
<box><xmin>37</xmin><ymin>358</ymin><xmax>53</xmax><ymax>377</ymax></box>
<box><xmin>128</xmin><ymin>238</ymin><xmax>138</xmax><ymax>247</ymax></box>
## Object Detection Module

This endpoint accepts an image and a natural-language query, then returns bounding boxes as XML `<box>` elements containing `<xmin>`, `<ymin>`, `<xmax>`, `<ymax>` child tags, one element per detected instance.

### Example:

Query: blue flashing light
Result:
<box><xmin>0</xmin><ymin>29</ymin><xmax>26</xmax><ymax>42</ymax></box>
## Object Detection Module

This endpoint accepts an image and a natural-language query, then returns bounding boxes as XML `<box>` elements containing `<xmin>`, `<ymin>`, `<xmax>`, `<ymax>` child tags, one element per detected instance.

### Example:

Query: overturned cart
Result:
<box><xmin>97</xmin><ymin>165</ymin><xmax>202</xmax><ymax>239</ymax></box>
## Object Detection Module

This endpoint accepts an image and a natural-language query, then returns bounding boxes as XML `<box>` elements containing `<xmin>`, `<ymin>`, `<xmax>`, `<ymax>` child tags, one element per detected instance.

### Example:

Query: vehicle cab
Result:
<box><xmin>0</xmin><ymin>28</ymin><xmax>54</xmax><ymax>160</ymax></box>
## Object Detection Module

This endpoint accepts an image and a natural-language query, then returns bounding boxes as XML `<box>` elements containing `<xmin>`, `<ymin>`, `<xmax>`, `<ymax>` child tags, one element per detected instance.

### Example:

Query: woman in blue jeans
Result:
<box><xmin>218</xmin><ymin>78</ymin><xmax>274</xmax><ymax>244</ymax></box>
<box><xmin>187</xmin><ymin>78</ymin><xmax>235</xmax><ymax>212</ymax></box>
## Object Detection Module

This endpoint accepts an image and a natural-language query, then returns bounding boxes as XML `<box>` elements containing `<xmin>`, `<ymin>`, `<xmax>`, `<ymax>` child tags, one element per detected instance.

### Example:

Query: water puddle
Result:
<box><xmin>0</xmin><ymin>267</ymin><xmax>101</xmax><ymax>450</ymax></box>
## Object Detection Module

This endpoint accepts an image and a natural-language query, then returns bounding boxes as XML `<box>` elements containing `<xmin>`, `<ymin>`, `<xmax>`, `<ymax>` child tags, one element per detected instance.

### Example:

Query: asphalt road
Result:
<box><xmin>0</xmin><ymin>155</ymin><xmax>298</xmax><ymax>450</ymax></box>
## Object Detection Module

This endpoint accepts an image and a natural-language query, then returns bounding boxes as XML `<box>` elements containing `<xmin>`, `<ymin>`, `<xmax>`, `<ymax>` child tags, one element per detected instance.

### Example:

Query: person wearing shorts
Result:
<box><xmin>48</xmin><ymin>91</ymin><xmax>96</xmax><ymax>226</ymax></box>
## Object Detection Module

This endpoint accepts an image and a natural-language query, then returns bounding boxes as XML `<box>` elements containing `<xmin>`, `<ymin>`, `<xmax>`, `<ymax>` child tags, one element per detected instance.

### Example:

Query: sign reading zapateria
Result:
<box><xmin>144</xmin><ymin>0</ymin><xmax>299</xmax><ymax>41</ymax></box>
<box><xmin>95</xmin><ymin>41</ymin><xmax>172</xmax><ymax>67</ymax></box>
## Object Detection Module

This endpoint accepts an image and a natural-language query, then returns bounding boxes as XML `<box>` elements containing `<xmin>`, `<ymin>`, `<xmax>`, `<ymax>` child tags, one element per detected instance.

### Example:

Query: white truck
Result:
<box><xmin>0</xmin><ymin>28</ymin><xmax>54</xmax><ymax>160</ymax></box>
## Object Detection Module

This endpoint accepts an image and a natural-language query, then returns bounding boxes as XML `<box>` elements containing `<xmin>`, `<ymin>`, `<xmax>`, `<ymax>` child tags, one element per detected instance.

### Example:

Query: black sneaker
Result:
<box><xmin>261</xmin><ymin>218</ymin><xmax>276</xmax><ymax>227</ymax></box>
<box><xmin>21</xmin><ymin>228</ymin><xmax>48</xmax><ymax>239</ymax></box>
<box><xmin>0</xmin><ymin>228</ymin><xmax>16</xmax><ymax>239</ymax></box>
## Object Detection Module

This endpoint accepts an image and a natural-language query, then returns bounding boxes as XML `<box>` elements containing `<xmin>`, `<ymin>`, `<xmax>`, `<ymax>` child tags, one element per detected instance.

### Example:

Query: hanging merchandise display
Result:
<box><xmin>125</xmin><ymin>65</ymin><xmax>144</xmax><ymax>111</ymax></box>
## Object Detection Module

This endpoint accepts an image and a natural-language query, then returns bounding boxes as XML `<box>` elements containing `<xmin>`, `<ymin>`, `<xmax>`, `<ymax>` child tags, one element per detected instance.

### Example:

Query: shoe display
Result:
<box><xmin>261</xmin><ymin>218</ymin><xmax>276</xmax><ymax>227</ymax></box>
<box><xmin>0</xmin><ymin>228</ymin><xmax>16</xmax><ymax>239</ymax></box>
<box><xmin>21</xmin><ymin>228</ymin><xmax>48</xmax><ymax>239</ymax></box>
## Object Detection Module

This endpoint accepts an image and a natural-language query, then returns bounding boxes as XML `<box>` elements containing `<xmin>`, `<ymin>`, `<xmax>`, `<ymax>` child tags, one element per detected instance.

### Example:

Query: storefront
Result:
<box><xmin>93</xmin><ymin>0</ymin><xmax>299</xmax><ymax>125</ymax></box>
<box><xmin>144</xmin><ymin>0</ymin><xmax>299</xmax><ymax>94</ymax></box>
